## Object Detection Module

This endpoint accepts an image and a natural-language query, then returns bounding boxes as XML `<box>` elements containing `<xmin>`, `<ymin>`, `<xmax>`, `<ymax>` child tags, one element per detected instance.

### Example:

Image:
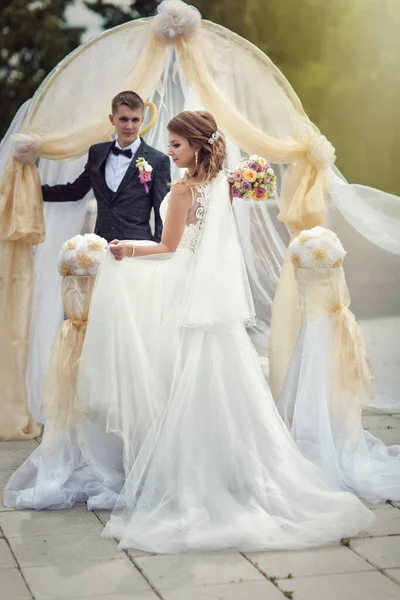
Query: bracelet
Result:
<box><xmin>129</xmin><ymin>244</ymin><xmax>136</xmax><ymax>257</ymax></box>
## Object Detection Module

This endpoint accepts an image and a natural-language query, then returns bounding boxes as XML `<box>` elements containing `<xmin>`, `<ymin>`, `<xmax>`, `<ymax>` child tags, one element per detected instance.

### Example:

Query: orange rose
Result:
<box><xmin>243</xmin><ymin>169</ymin><xmax>257</xmax><ymax>183</ymax></box>
<box><xmin>256</xmin><ymin>192</ymin><xmax>267</xmax><ymax>201</ymax></box>
<box><xmin>59</xmin><ymin>262</ymin><xmax>73</xmax><ymax>277</ymax></box>
<box><xmin>65</xmin><ymin>239</ymin><xmax>77</xmax><ymax>251</ymax></box>
<box><xmin>77</xmin><ymin>252</ymin><xmax>94</xmax><ymax>270</ymax></box>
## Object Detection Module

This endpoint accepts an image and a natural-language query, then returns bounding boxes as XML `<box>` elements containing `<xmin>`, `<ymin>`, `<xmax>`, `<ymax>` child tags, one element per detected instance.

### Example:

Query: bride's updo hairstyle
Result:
<box><xmin>167</xmin><ymin>110</ymin><xmax>226</xmax><ymax>187</ymax></box>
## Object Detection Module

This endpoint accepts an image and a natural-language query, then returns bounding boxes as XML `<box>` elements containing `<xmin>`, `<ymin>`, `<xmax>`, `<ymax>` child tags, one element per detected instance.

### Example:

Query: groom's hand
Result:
<box><xmin>109</xmin><ymin>239</ymin><xmax>131</xmax><ymax>261</ymax></box>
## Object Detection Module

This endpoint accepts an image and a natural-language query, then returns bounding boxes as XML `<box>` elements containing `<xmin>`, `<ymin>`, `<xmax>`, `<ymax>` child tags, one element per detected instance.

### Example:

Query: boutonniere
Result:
<box><xmin>136</xmin><ymin>157</ymin><xmax>153</xmax><ymax>193</ymax></box>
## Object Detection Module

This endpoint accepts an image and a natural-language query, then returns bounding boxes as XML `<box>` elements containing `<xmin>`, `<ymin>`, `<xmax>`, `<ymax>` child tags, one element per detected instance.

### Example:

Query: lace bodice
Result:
<box><xmin>159</xmin><ymin>184</ymin><xmax>209</xmax><ymax>252</ymax></box>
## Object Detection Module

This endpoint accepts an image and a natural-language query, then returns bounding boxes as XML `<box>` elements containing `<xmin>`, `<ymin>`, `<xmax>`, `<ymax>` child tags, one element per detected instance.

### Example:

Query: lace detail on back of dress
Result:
<box><xmin>159</xmin><ymin>185</ymin><xmax>210</xmax><ymax>252</ymax></box>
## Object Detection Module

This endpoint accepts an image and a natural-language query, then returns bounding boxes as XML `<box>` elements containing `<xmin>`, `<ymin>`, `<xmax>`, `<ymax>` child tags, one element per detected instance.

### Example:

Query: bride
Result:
<box><xmin>78</xmin><ymin>110</ymin><xmax>374</xmax><ymax>553</ymax></box>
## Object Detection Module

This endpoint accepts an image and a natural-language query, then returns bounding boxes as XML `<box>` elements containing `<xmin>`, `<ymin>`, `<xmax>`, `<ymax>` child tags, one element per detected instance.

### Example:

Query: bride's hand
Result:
<box><xmin>109</xmin><ymin>240</ymin><xmax>134</xmax><ymax>261</ymax></box>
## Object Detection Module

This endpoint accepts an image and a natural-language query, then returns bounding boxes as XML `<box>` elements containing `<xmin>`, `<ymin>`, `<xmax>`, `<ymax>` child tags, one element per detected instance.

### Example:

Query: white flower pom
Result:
<box><xmin>58</xmin><ymin>234</ymin><xmax>107</xmax><ymax>277</ymax></box>
<box><xmin>290</xmin><ymin>226</ymin><xmax>346</xmax><ymax>269</ymax></box>
<box><xmin>11</xmin><ymin>133</ymin><xmax>41</xmax><ymax>164</ymax></box>
<box><xmin>152</xmin><ymin>0</ymin><xmax>201</xmax><ymax>45</ymax></box>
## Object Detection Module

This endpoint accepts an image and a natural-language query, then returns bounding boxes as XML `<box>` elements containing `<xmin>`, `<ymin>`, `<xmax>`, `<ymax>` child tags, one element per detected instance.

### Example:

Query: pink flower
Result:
<box><xmin>233</xmin><ymin>170</ymin><xmax>243</xmax><ymax>181</ymax></box>
<box><xmin>256</xmin><ymin>185</ymin><xmax>266</xmax><ymax>199</ymax></box>
<box><xmin>232</xmin><ymin>186</ymin><xmax>242</xmax><ymax>198</ymax></box>
<box><xmin>241</xmin><ymin>180</ymin><xmax>252</xmax><ymax>192</ymax></box>
<box><xmin>139</xmin><ymin>171</ymin><xmax>152</xmax><ymax>183</ymax></box>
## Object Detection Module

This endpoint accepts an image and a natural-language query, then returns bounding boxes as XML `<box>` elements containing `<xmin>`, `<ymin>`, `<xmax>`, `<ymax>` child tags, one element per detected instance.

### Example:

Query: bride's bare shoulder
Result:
<box><xmin>170</xmin><ymin>180</ymin><xmax>192</xmax><ymax>204</ymax></box>
<box><xmin>171</xmin><ymin>180</ymin><xmax>191</xmax><ymax>195</ymax></box>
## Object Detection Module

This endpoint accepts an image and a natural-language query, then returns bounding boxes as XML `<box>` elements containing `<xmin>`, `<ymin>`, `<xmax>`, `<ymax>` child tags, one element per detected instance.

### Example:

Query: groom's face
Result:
<box><xmin>109</xmin><ymin>105</ymin><xmax>144</xmax><ymax>148</ymax></box>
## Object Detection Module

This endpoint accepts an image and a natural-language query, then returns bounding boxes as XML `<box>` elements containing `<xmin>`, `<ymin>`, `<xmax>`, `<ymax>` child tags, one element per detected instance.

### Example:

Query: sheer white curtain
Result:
<box><xmin>327</xmin><ymin>170</ymin><xmax>400</xmax><ymax>410</ymax></box>
<box><xmin>27</xmin><ymin>158</ymin><xmax>94</xmax><ymax>423</ymax></box>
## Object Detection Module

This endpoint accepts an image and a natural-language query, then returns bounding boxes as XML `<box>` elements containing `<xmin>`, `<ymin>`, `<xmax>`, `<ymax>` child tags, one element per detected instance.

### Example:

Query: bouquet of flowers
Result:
<box><xmin>227</xmin><ymin>155</ymin><xmax>276</xmax><ymax>201</ymax></box>
<box><xmin>58</xmin><ymin>233</ymin><xmax>108</xmax><ymax>277</ymax></box>
<box><xmin>290</xmin><ymin>226</ymin><xmax>346</xmax><ymax>269</ymax></box>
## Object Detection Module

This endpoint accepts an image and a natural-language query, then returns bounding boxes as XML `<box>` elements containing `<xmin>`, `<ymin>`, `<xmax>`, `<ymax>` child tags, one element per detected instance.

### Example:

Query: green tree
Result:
<box><xmin>193</xmin><ymin>0</ymin><xmax>400</xmax><ymax>194</ymax></box>
<box><xmin>0</xmin><ymin>0</ymin><xmax>85</xmax><ymax>138</ymax></box>
<box><xmin>307</xmin><ymin>0</ymin><xmax>400</xmax><ymax>193</ymax></box>
<box><xmin>84</xmin><ymin>0</ymin><xmax>161</xmax><ymax>28</ymax></box>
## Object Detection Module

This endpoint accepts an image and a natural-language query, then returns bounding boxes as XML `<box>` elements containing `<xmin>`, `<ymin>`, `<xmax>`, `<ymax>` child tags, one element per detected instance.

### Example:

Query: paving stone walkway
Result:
<box><xmin>1</xmin><ymin>406</ymin><xmax>400</xmax><ymax>600</ymax></box>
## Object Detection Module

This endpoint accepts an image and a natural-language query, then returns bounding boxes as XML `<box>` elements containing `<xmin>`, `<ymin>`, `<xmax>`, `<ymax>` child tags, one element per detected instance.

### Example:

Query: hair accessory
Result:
<box><xmin>208</xmin><ymin>131</ymin><xmax>221</xmax><ymax>145</ymax></box>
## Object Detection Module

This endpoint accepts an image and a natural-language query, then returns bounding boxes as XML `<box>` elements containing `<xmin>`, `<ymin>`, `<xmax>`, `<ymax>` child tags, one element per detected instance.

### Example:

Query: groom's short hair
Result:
<box><xmin>111</xmin><ymin>91</ymin><xmax>145</xmax><ymax>114</ymax></box>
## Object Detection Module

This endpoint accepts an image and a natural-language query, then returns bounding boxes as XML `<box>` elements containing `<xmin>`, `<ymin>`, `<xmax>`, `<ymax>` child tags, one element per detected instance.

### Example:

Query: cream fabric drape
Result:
<box><xmin>279</xmin><ymin>266</ymin><xmax>373</xmax><ymax>454</ymax></box>
<box><xmin>295</xmin><ymin>267</ymin><xmax>373</xmax><ymax>414</ymax></box>
<box><xmin>42</xmin><ymin>276</ymin><xmax>95</xmax><ymax>429</ymax></box>
<box><xmin>0</xmin><ymin>242</ymin><xmax>41</xmax><ymax>440</ymax></box>
<box><xmin>0</xmin><ymin>157</ymin><xmax>44</xmax><ymax>440</ymax></box>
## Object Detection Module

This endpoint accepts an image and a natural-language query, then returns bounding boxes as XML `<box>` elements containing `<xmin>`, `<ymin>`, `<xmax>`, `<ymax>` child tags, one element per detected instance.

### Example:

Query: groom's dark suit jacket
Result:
<box><xmin>42</xmin><ymin>139</ymin><xmax>171</xmax><ymax>243</ymax></box>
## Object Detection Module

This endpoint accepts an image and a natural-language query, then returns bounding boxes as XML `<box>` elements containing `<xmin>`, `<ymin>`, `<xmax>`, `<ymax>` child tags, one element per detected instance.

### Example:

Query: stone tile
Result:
<box><xmin>63</xmin><ymin>595</ymin><xmax>158</xmax><ymax>600</ymax></box>
<box><xmin>0</xmin><ymin>440</ymin><xmax>39</xmax><ymax>470</ymax></box>
<box><xmin>0</xmin><ymin>488</ymin><xmax>15</xmax><ymax>512</ymax></box>
<box><xmin>22</xmin><ymin>559</ymin><xmax>150</xmax><ymax>599</ymax></box>
<box><xmin>356</xmin><ymin>507</ymin><xmax>400</xmax><ymax>538</ymax></box>
<box><xmin>163</xmin><ymin>580</ymin><xmax>283</xmax><ymax>600</ymax></box>
<box><xmin>352</xmin><ymin>536</ymin><xmax>400</xmax><ymax>569</ymax></box>
<box><xmin>0</xmin><ymin>440</ymin><xmax>39</xmax><ymax>451</ymax></box>
<box><xmin>362</xmin><ymin>407</ymin><xmax>391</xmax><ymax>416</ymax></box>
<box><xmin>367</xmin><ymin>429</ymin><xmax>400</xmax><ymax>445</ymax></box>
<box><xmin>362</xmin><ymin>415</ymin><xmax>400</xmax><ymax>431</ymax></box>
<box><xmin>126</xmin><ymin>548</ymin><xmax>155</xmax><ymax>559</ymax></box>
<box><xmin>361</xmin><ymin>500</ymin><xmax>395</xmax><ymax>510</ymax></box>
<box><xmin>385</xmin><ymin>569</ymin><xmax>400</xmax><ymax>585</ymax></box>
<box><xmin>0</xmin><ymin>469</ymin><xmax>14</xmax><ymax>488</ymax></box>
<box><xmin>136</xmin><ymin>553</ymin><xmax>264</xmax><ymax>590</ymax></box>
<box><xmin>0</xmin><ymin>506</ymin><xmax>102</xmax><ymax>538</ymax></box>
<box><xmin>93</xmin><ymin>510</ymin><xmax>111</xmax><ymax>525</ymax></box>
<box><xmin>0</xmin><ymin>568</ymin><xmax>32</xmax><ymax>600</ymax></box>
<box><xmin>278</xmin><ymin>570</ymin><xmax>400</xmax><ymax>600</ymax></box>
<box><xmin>245</xmin><ymin>545</ymin><xmax>373</xmax><ymax>578</ymax></box>
<box><xmin>9</xmin><ymin>532</ymin><xmax>124</xmax><ymax>567</ymax></box>
<box><xmin>0</xmin><ymin>539</ymin><xmax>17</xmax><ymax>569</ymax></box>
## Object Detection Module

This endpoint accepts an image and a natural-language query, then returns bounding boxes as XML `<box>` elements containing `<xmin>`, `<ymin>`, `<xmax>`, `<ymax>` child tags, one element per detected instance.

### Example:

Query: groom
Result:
<box><xmin>42</xmin><ymin>91</ymin><xmax>170</xmax><ymax>242</ymax></box>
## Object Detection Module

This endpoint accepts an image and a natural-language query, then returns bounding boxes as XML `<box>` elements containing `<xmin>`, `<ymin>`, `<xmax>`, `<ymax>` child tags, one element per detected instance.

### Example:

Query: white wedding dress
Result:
<box><xmin>78</xmin><ymin>172</ymin><xmax>374</xmax><ymax>553</ymax></box>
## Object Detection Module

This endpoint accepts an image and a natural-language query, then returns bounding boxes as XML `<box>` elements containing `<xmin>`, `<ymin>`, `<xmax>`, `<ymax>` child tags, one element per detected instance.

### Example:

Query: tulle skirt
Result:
<box><xmin>78</xmin><ymin>250</ymin><xmax>374</xmax><ymax>553</ymax></box>
<box><xmin>3</xmin><ymin>419</ymin><xmax>124</xmax><ymax>510</ymax></box>
<box><xmin>279</xmin><ymin>318</ymin><xmax>400</xmax><ymax>503</ymax></box>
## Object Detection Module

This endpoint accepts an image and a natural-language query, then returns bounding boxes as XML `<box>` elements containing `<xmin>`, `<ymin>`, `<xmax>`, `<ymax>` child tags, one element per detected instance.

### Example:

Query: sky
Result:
<box><xmin>65</xmin><ymin>0</ymin><xmax>133</xmax><ymax>41</ymax></box>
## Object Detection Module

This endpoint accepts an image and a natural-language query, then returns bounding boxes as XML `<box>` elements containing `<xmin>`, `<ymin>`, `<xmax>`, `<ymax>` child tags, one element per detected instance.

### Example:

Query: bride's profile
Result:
<box><xmin>78</xmin><ymin>110</ymin><xmax>374</xmax><ymax>553</ymax></box>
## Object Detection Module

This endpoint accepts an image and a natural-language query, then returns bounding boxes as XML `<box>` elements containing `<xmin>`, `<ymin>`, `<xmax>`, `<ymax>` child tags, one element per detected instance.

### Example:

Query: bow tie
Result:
<box><xmin>111</xmin><ymin>145</ymin><xmax>132</xmax><ymax>159</ymax></box>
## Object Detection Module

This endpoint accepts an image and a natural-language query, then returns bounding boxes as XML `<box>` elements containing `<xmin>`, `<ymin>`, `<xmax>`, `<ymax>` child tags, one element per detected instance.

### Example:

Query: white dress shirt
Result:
<box><xmin>105</xmin><ymin>137</ymin><xmax>142</xmax><ymax>192</ymax></box>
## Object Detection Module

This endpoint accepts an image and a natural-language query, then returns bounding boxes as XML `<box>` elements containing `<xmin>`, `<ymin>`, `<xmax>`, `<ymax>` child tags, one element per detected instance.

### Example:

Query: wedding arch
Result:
<box><xmin>1</xmin><ymin>0</ymin><xmax>399</xmax><ymax>439</ymax></box>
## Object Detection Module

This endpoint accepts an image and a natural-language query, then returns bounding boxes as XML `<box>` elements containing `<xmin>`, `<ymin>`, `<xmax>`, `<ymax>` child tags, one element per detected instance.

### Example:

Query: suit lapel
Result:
<box><xmin>93</xmin><ymin>142</ymin><xmax>113</xmax><ymax>199</ymax></box>
<box><xmin>113</xmin><ymin>139</ymin><xmax>151</xmax><ymax>201</ymax></box>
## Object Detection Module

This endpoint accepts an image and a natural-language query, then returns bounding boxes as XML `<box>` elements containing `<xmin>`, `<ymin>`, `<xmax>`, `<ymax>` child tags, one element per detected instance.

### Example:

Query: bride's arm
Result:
<box><xmin>109</xmin><ymin>183</ymin><xmax>192</xmax><ymax>260</ymax></box>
